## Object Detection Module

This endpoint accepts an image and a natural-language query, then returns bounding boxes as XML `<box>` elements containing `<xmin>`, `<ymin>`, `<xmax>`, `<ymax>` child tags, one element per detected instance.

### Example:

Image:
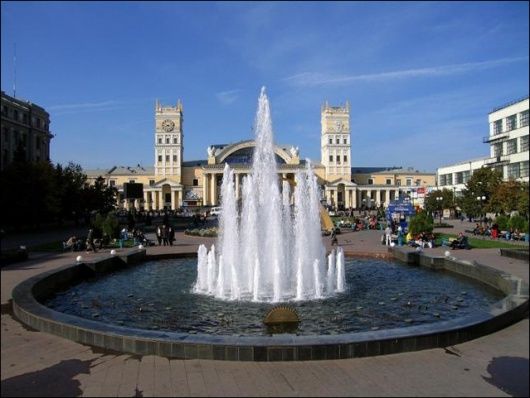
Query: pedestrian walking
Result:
<box><xmin>86</xmin><ymin>228</ymin><xmax>97</xmax><ymax>253</ymax></box>
<box><xmin>156</xmin><ymin>225</ymin><xmax>162</xmax><ymax>246</ymax></box>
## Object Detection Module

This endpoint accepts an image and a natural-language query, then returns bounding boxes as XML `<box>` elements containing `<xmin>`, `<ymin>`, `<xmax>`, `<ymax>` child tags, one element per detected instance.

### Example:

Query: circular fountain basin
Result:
<box><xmin>11</xmin><ymin>249</ymin><xmax>529</xmax><ymax>361</ymax></box>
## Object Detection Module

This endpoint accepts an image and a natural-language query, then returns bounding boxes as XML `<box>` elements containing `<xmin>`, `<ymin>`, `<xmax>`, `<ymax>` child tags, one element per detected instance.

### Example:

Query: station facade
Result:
<box><xmin>86</xmin><ymin>100</ymin><xmax>436</xmax><ymax>211</ymax></box>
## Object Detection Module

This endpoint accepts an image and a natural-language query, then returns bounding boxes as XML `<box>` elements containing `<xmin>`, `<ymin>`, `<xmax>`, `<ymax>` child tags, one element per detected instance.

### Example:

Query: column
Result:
<box><xmin>351</xmin><ymin>188</ymin><xmax>357</xmax><ymax>209</ymax></box>
<box><xmin>345</xmin><ymin>189</ymin><xmax>351</xmax><ymax>209</ymax></box>
<box><xmin>395</xmin><ymin>189</ymin><xmax>400</xmax><ymax>201</ymax></box>
<box><xmin>171</xmin><ymin>190</ymin><xmax>176</xmax><ymax>211</ymax></box>
<box><xmin>202</xmin><ymin>173</ymin><xmax>208</xmax><ymax>206</ymax></box>
<box><xmin>156</xmin><ymin>191</ymin><xmax>161</xmax><ymax>210</ymax></box>
<box><xmin>143</xmin><ymin>191</ymin><xmax>149</xmax><ymax>210</ymax></box>
<box><xmin>376</xmin><ymin>189</ymin><xmax>382</xmax><ymax>207</ymax></box>
<box><xmin>134</xmin><ymin>199</ymin><xmax>140</xmax><ymax>211</ymax></box>
<box><xmin>177</xmin><ymin>189</ymin><xmax>183</xmax><ymax>207</ymax></box>
<box><xmin>211</xmin><ymin>173</ymin><xmax>217</xmax><ymax>205</ymax></box>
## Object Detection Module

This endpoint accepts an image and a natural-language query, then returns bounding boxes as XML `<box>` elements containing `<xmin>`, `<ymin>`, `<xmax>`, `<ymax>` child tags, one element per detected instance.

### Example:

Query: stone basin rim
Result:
<box><xmin>10</xmin><ymin>248</ymin><xmax>529</xmax><ymax>361</ymax></box>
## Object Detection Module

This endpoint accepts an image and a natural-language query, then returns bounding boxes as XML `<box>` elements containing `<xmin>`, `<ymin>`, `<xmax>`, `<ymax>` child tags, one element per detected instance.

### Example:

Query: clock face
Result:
<box><xmin>162</xmin><ymin>119</ymin><xmax>175</xmax><ymax>132</ymax></box>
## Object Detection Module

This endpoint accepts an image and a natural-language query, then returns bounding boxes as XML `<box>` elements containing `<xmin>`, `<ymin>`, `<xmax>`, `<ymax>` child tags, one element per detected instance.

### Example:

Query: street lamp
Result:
<box><xmin>476</xmin><ymin>195</ymin><xmax>486</xmax><ymax>223</ymax></box>
<box><xmin>436</xmin><ymin>196</ymin><xmax>443</xmax><ymax>224</ymax></box>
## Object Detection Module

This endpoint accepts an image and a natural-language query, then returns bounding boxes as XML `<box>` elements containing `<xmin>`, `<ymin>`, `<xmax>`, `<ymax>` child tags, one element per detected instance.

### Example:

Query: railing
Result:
<box><xmin>490</xmin><ymin>95</ymin><xmax>529</xmax><ymax>113</ymax></box>
<box><xmin>484</xmin><ymin>155</ymin><xmax>510</xmax><ymax>165</ymax></box>
<box><xmin>482</xmin><ymin>132</ymin><xmax>509</xmax><ymax>143</ymax></box>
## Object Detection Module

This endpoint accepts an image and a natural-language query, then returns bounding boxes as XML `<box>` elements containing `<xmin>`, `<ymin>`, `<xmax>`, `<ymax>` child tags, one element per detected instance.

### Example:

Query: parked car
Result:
<box><xmin>210</xmin><ymin>207</ymin><xmax>222</xmax><ymax>216</ymax></box>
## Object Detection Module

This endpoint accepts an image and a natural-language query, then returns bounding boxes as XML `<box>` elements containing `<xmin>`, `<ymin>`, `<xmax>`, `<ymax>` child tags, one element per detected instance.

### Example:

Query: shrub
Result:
<box><xmin>408</xmin><ymin>211</ymin><xmax>434</xmax><ymax>234</ymax></box>
<box><xmin>509</xmin><ymin>215</ymin><xmax>527</xmax><ymax>231</ymax></box>
<box><xmin>495</xmin><ymin>214</ymin><xmax>510</xmax><ymax>230</ymax></box>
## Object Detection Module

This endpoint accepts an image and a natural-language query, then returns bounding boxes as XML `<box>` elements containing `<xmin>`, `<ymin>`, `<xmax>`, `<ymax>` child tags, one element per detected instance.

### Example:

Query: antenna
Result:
<box><xmin>13</xmin><ymin>43</ymin><xmax>17</xmax><ymax>98</ymax></box>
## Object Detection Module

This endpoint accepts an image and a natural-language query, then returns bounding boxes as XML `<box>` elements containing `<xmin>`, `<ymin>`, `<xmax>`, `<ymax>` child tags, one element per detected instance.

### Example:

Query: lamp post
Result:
<box><xmin>476</xmin><ymin>195</ymin><xmax>486</xmax><ymax>224</ymax></box>
<box><xmin>436</xmin><ymin>196</ymin><xmax>443</xmax><ymax>225</ymax></box>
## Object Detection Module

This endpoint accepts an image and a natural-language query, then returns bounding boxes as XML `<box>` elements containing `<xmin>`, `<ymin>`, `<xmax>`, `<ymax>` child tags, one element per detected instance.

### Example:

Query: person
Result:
<box><xmin>450</xmin><ymin>232</ymin><xmax>469</xmax><ymax>250</ymax></box>
<box><xmin>156</xmin><ymin>225</ymin><xmax>162</xmax><ymax>246</ymax></box>
<box><xmin>397</xmin><ymin>226</ymin><xmax>403</xmax><ymax>246</ymax></box>
<box><xmin>385</xmin><ymin>225</ymin><xmax>392</xmax><ymax>246</ymax></box>
<box><xmin>161</xmin><ymin>224</ymin><xmax>169</xmax><ymax>246</ymax></box>
<box><xmin>330</xmin><ymin>228</ymin><xmax>338</xmax><ymax>246</ymax></box>
<box><xmin>168</xmin><ymin>225</ymin><xmax>175</xmax><ymax>246</ymax></box>
<box><xmin>63</xmin><ymin>236</ymin><xmax>77</xmax><ymax>251</ymax></box>
<box><xmin>86</xmin><ymin>228</ymin><xmax>97</xmax><ymax>253</ymax></box>
<box><xmin>423</xmin><ymin>232</ymin><xmax>434</xmax><ymax>248</ymax></box>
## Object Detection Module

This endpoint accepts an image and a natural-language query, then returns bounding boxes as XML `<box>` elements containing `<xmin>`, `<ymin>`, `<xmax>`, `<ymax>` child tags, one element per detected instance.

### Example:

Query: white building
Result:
<box><xmin>437</xmin><ymin>96</ymin><xmax>529</xmax><ymax>193</ymax></box>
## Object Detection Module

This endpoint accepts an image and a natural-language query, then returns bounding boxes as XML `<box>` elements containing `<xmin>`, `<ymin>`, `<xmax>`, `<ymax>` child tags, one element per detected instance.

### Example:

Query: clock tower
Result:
<box><xmin>154</xmin><ymin>99</ymin><xmax>183</xmax><ymax>180</ymax></box>
<box><xmin>321</xmin><ymin>101</ymin><xmax>351</xmax><ymax>181</ymax></box>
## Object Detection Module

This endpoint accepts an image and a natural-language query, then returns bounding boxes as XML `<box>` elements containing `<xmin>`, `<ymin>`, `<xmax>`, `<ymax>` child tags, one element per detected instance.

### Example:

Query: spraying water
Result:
<box><xmin>194</xmin><ymin>87</ymin><xmax>346</xmax><ymax>302</ymax></box>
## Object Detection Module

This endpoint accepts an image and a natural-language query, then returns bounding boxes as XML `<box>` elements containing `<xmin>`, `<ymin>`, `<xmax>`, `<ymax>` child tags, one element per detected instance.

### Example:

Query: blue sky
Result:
<box><xmin>1</xmin><ymin>1</ymin><xmax>528</xmax><ymax>172</ymax></box>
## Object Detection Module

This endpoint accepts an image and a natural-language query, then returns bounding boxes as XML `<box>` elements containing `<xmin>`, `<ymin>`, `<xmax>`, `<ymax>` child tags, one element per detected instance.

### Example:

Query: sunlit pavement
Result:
<box><xmin>1</xmin><ymin>229</ymin><xmax>528</xmax><ymax>397</ymax></box>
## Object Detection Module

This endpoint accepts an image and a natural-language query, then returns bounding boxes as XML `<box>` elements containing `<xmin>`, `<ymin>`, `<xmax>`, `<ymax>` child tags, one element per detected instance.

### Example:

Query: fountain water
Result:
<box><xmin>194</xmin><ymin>87</ymin><xmax>346</xmax><ymax>302</ymax></box>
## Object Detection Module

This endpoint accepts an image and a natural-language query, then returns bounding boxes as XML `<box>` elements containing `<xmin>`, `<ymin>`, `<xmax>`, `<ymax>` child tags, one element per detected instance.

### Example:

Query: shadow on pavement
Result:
<box><xmin>0</xmin><ymin>358</ymin><xmax>94</xmax><ymax>397</ymax></box>
<box><xmin>483</xmin><ymin>356</ymin><xmax>529</xmax><ymax>397</ymax></box>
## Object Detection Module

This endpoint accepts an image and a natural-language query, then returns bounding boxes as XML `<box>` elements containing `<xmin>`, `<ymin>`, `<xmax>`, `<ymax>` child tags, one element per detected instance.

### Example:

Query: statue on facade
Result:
<box><xmin>207</xmin><ymin>146</ymin><xmax>216</xmax><ymax>157</ymax></box>
<box><xmin>290</xmin><ymin>146</ymin><xmax>299</xmax><ymax>158</ymax></box>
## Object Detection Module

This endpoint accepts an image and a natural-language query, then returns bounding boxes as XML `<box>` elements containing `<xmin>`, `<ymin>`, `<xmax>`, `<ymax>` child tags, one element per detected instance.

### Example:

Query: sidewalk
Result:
<box><xmin>1</xmin><ymin>230</ymin><xmax>528</xmax><ymax>397</ymax></box>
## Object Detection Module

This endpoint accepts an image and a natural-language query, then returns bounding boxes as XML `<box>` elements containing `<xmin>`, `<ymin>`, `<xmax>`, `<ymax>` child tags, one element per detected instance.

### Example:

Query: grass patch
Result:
<box><xmin>435</xmin><ymin>233</ymin><xmax>525</xmax><ymax>249</ymax></box>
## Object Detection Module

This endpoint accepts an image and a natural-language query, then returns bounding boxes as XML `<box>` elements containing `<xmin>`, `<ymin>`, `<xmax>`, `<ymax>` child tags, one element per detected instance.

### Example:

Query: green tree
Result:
<box><xmin>408</xmin><ymin>211</ymin><xmax>434</xmax><ymax>234</ymax></box>
<box><xmin>425</xmin><ymin>188</ymin><xmax>454</xmax><ymax>223</ymax></box>
<box><xmin>456</xmin><ymin>167</ymin><xmax>502</xmax><ymax>219</ymax></box>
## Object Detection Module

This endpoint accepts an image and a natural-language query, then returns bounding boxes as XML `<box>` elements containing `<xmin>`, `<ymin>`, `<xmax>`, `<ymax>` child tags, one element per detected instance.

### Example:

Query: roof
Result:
<box><xmin>84</xmin><ymin>164</ymin><xmax>154</xmax><ymax>177</ymax></box>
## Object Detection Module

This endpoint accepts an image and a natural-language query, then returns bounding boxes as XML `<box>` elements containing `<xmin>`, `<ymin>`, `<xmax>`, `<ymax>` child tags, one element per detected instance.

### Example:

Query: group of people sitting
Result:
<box><xmin>407</xmin><ymin>231</ymin><xmax>436</xmax><ymax>249</ymax></box>
<box><xmin>472</xmin><ymin>223</ymin><xmax>524</xmax><ymax>241</ymax></box>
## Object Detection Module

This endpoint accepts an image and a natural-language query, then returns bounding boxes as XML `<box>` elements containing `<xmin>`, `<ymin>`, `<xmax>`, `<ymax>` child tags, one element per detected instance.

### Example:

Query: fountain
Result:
<box><xmin>194</xmin><ymin>87</ymin><xmax>346</xmax><ymax>302</ymax></box>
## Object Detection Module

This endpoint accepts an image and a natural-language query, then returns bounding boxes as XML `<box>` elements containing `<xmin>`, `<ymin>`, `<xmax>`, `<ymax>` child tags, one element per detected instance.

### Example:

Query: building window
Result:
<box><xmin>336</xmin><ymin>138</ymin><xmax>340</xmax><ymax>144</ymax></box>
<box><xmin>149</xmin><ymin>179</ymin><xmax>155</xmax><ymax>186</ymax></box>
<box><xmin>329</xmin><ymin>138</ymin><xmax>332</xmax><ymax>144</ymax></box>
<box><xmin>165</xmin><ymin>155</ymin><xmax>170</xmax><ymax>162</ymax></box>
<box><xmin>1</xmin><ymin>105</ymin><xmax>7</xmax><ymax>116</ymax></box>
<box><xmin>506</xmin><ymin>114</ymin><xmax>517</xmax><ymax>131</ymax></box>
<box><xmin>493</xmin><ymin>143</ymin><xmax>503</xmax><ymax>157</ymax></box>
<box><xmin>520</xmin><ymin>135</ymin><xmax>529</xmax><ymax>152</ymax></box>
<box><xmin>455</xmin><ymin>172</ymin><xmax>464</xmax><ymax>184</ymax></box>
<box><xmin>462</xmin><ymin>170</ymin><xmax>471</xmax><ymax>183</ymax></box>
<box><xmin>158</xmin><ymin>155</ymin><xmax>162</xmax><ymax>162</ymax></box>
<box><xmin>109</xmin><ymin>180</ymin><xmax>116</xmax><ymax>187</ymax></box>
<box><xmin>329</xmin><ymin>155</ymin><xmax>333</xmax><ymax>162</ymax></box>
<box><xmin>193</xmin><ymin>179</ymin><xmax>198</xmax><ymax>186</ymax></box>
<box><xmin>521</xmin><ymin>110</ymin><xmax>529</xmax><ymax>127</ymax></box>
<box><xmin>493</xmin><ymin>119</ymin><xmax>503</xmax><ymax>135</ymax></box>
<box><xmin>368</xmin><ymin>179</ymin><xmax>373</xmax><ymax>185</ymax></box>
<box><xmin>173</xmin><ymin>137</ymin><xmax>178</xmax><ymax>144</ymax></box>
<box><xmin>36</xmin><ymin>137</ymin><xmax>41</xmax><ymax>150</ymax></box>
<box><xmin>36</xmin><ymin>118</ymin><xmax>41</xmax><ymax>128</ymax></box>
<box><xmin>158</xmin><ymin>138</ymin><xmax>162</xmax><ymax>144</ymax></box>
<box><xmin>13</xmin><ymin>109</ymin><xmax>19</xmax><ymax>121</ymax></box>
<box><xmin>415</xmin><ymin>179</ymin><xmax>421</xmax><ymax>186</ymax></box>
<box><xmin>22</xmin><ymin>113</ymin><xmax>28</xmax><ymax>123</ymax></box>
<box><xmin>506</xmin><ymin>138</ymin><xmax>517</xmax><ymax>155</ymax></box>
<box><xmin>386</xmin><ymin>179</ymin><xmax>391</xmax><ymax>185</ymax></box>
<box><xmin>493</xmin><ymin>166</ymin><xmax>504</xmax><ymax>178</ymax></box>
<box><xmin>439</xmin><ymin>175</ymin><xmax>446</xmax><ymax>186</ymax></box>
<box><xmin>446</xmin><ymin>174</ymin><xmax>453</xmax><ymax>185</ymax></box>
<box><xmin>343</xmin><ymin>155</ymin><xmax>347</xmax><ymax>163</ymax></box>
<box><xmin>406</xmin><ymin>179</ymin><xmax>412</xmax><ymax>186</ymax></box>
<box><xmin>343</xmin><ymin>138</ymin><xmax>347</xmax><ymax>145</ymax></box>
<box><xmin>507</xmin><ymin>163</ymin><xmax>520</xmax><ymax>179</ymax></box>
<box><xmin>129</xmin><ymin>180</ymin><xmax>135</xmax><ymax>184</ymax></box>
<box><xmin>521</xmin><ymin>161</ymin><xmax>529</xmax><ymax>178</ymax></box>
<box><xmin>396</xmin><ymin>179</ymin><xmax>401</xmax><ymax>186</ymax></box>
<box><xmin>166</xmin><ymin>137</ymin><xmax>170</xmax><ymax>144</ymax></box>
<box><xmin>173</xmin><ymin>155</ymin><xmax>177</xmax><ymax>162</ymax></box>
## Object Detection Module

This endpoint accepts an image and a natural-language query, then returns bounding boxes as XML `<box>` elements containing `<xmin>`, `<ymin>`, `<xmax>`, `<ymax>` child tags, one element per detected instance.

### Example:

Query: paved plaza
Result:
<box><xmin>1</xmin><ymin>223</ymin><xmax>528</xmax><ymax>397</ymax></box>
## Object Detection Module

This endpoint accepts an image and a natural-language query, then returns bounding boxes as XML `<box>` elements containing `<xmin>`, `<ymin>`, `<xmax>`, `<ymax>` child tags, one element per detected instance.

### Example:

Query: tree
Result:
<box><xmin>489</xmin><ymin>180</ymin><xmax>527</xmax><ymax>216</ymax></box>
<box><xmin>424</xmin><ymin>188</ymin><xmax>454</xmax><ymax>223</ymax></box>
<box><xmin>456</xmin><ymin>167</ymin><xmax>502</xmax><ymax>219</ymax></box>
<box><xmin>408</xmin><ymin>211</ymin><xmax>434</xmax><ymax>234</ymax></box>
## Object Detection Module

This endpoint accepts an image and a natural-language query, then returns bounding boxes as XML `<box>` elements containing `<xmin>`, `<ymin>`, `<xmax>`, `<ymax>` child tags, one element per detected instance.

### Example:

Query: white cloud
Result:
<box><xmin>48</xmin><ymin>100</ymin><xmax>117</xmax><ymax>111</ymax></box>
<box><xmin>283</xmin><ymin>56</ymin><xmax>529</xmax><ymax>87</ymax></box>
<box><xmin>215</xmin><ymin>89</ymin><xmax>241</xmax><ymax>105</ymax></box>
